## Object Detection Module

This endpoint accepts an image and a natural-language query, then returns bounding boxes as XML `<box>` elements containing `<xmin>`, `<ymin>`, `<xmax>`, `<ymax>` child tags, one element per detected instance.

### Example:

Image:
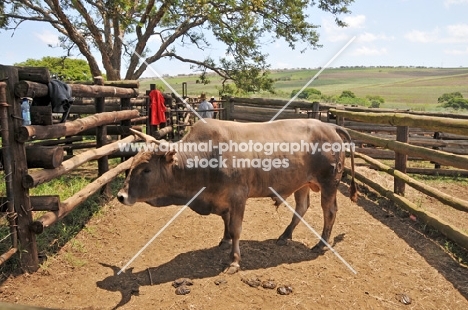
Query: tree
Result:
<box><xmin>438</xmin><ymin>92</ymin><xmax>468</xmax><ymax>110</ymax></box>
<box><xmin>290</xmin><ymin>87</ymin><xmax>321</xmax><ymax>99</ymax></box>
<box><xmin>1</xmin><ymin>0</ymin><xmax>353</xmax><ymax>92</ymax></box>
<box><xmin>15</xmin><ymin>56</ymin><xmax>93</xmax><ymax>81</ymax></box>
<box><xmin>438</xmin><ymin>92</ymin><xmax>463</xmax><ymax>104</ymax></box>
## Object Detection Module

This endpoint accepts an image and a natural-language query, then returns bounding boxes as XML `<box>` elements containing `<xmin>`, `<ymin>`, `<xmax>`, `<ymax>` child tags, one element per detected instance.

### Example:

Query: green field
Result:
<box><xmin>140</xmin><ymin>67</ymin><xmax>468</xmax><ymax>111</ymax></box>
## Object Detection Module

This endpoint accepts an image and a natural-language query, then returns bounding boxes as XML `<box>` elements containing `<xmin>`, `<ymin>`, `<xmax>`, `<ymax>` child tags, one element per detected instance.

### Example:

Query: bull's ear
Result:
<box><xmin>165</xmin><ymin>150</ymin><xmax>178</xmax><ymax>164</ymax></box>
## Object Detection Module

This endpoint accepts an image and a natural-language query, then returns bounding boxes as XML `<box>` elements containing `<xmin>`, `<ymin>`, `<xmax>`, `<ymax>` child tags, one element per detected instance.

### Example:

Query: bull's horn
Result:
<box><xmin>130</xmin><ymin>128</ymin><xmax>161</xmax><ymax>145</ymax></box>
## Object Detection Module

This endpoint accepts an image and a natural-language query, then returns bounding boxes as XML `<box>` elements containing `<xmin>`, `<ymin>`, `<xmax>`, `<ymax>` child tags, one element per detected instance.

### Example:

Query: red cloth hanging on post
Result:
<box><xmin>149</xmin><ymin>90</ymin><xmax>166</xmax><ymax>125</ymax></box>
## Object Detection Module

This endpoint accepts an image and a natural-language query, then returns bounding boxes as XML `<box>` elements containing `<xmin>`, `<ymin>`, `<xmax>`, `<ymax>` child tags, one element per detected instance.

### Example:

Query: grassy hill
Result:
<box><xmin>140</xmin><ymin>67</ymin><xmax>468</xmax><ymax>111</ymax></box>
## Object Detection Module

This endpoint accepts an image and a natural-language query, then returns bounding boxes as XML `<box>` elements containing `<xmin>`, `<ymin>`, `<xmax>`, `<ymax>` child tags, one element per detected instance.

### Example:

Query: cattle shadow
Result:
<box><xmin>337</xmin><ymin>182</ymin><xmax>468</xmax><ymax>301</ymax></box>
<box><xmin>97</xmin><ymin>236</ymin><xmax>346</xmax><ymax>309</ymax></box>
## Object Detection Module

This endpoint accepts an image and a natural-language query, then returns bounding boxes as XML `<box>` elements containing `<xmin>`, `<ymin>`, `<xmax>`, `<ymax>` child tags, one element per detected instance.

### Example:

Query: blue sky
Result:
<box><xmin>1</xmin><ymin>0</ymin><xmax>467</xmax><ymax>77</ymax></box>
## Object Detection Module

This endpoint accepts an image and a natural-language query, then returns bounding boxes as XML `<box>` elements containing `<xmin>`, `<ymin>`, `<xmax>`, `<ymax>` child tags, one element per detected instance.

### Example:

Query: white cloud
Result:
<box><xmin>34</xmin><ymin>30</ymin><xmax>60</xmax><ymax>45</ymax></box>
<box><xmin>404</xmin><ymin>28</ymin><xmax>440</xmax><ymax>43</ymax></box>
<box><xmin>343</xmin><ymin>15</ymin><xmax>366</xmax><ymax>29</ymax></box>
<box><xmin>352</xmin><ymin>46</ymin><xmax>388</xmax><ymax>56</ymax></box>
<box><xmin>357</xmin><ymin>32</ymin><xmax>395</xmax><ymax>43</ymax></box>
<box><xmin>323</xmin><ymin>15</ymin><xmax>366</xmax><ymax>42</ymax></box>
<box><xmin>444</xmin><ymin>47</ymin><xmax>468</xmax><ymax>55</ymax></box>
<box><xmin>444</xmin><ymin>0</ymin><xmax>468</xmax><ymax>7</ymax></box>
<box><xmin>404</xmin><ymin>24</ymin><xmax>468</xmax><ymax>44</ymax></box>
<box><xmin>444</xmin><ymin>23</ymin><xmax>468</xmax><ymax>42</ymax></box>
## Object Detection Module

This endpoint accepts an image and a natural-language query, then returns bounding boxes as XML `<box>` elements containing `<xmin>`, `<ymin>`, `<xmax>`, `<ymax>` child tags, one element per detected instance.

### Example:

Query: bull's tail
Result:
<box><xmin>334</xmin><ymin>126</ymin><xmax>358</xmax><ymax>202</ymax></box>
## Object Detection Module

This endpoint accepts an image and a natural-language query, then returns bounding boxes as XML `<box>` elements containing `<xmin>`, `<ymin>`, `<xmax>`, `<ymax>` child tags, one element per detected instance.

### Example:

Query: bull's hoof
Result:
<box><xmin>311</xmin><ymin>242</ymin><xmax>327</xmax><ymax>253</ymax></box>
<box><xmin>223</xmin><ymin>263</ymin><xmax>240</xmax><ymax>275</ymax></box>
<box><xmin>218</xmin><ymin>239</ymin><xmax>232</xmax><ymax>250</ymax></box>
<box><xmin>276</xmin><ymin>237</ymin><xmax>290</xmax><ymax>246</ymax></box>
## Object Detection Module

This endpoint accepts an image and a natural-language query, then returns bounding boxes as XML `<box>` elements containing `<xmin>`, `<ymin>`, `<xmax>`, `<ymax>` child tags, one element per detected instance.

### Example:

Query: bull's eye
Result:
<box><xmin>143</xmin><ymin>167</ymin><xmax>151</xmax><ymax>174</ymax></box>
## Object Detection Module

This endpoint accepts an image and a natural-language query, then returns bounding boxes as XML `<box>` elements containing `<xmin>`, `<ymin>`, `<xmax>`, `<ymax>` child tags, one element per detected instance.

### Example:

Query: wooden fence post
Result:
<box><xmin>224</xmin><ymin>97</ymin><xmax>234</xmax><ymax>121</ymax></box>
<box><xmin>394</xmin><ymin>126</ymin><xmax>409</xmax><ymax>195</ymax></box>
<box><xmin>94</xmin><ymin>76</ymin><xmax>110</xmax><ymax>197</ymax></box>
<box><xmin>1</xmin><ymin>65</ymin><xmax>39</xmax><ymax>272</ymax></box>
<box><xmin>311</xmin><ymin>101</ymin><xmax>320</xmax><ymax>119</ymax></box>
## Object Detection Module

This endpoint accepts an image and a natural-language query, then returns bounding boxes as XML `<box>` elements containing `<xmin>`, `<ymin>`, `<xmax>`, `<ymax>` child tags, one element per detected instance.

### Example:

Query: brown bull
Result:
<box><xmin>117</xmin><ymin>119</ymin><xmax>357</xmax><ymax>273</ymax></box>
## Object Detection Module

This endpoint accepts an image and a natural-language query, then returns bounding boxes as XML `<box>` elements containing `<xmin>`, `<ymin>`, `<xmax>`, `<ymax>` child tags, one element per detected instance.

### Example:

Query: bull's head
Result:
<box><xmin>117</xmin><ymin>130</ymin><xmax>177</xmax><ymax>205</ymax></box>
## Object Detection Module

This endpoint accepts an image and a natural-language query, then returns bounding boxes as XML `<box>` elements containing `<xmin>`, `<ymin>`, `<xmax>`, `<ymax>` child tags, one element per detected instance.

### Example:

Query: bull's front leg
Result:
<box><xmin>219</xmin><ymin>211</ymin><xmax>232</xmax><ymax>250</ymax></box>
<box><xmin>223</xmin><ymin>203</ymin><xmax>245</xmax><ymax>274</ymax></box>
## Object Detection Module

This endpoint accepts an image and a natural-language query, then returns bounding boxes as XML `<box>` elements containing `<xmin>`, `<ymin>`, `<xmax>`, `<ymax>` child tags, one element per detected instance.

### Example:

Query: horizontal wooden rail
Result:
<box><xmin>346</xmin><ymin>167</ymin><xmax>468</xmax><ymax>250</ymax></box>
<box><xmin>0</xmin><ymin>196</ymin><xmax>60</xmax><ymax>212</ymax></box>
<box><xmin>355</xmin><ymin>152</ymin><xmax>468</xmax><ymax>212</ymax></box>
<box><xmin>231</xmin><ymin>97</ymin><xmax>316</xmax><ymax>109</ymax></box>
<box><xmin>15</xmin><ymin>80</ymin><xmax>139</xmax><ymax>98</ymax></box>
<box><xmin>17</xmin><ymin>110</ymin><xmax>140</xmax><ymax>142</ymax></box>
<box><xmin>347</xmin><ymin>129</ymin><xmax>468</xmax><ymax>170</ymax></box>
<box><xmin>0</xmin><ymin>248</ymin><xmax>18</xmax><ymax>267</ymax></box>
<box><xmin>331</xmin><ymin>109</ymin><xmax>468</xmax><ymax>136</ymax></box>
<box><xmin>31</xmin><ymin>157</ymin><xmax>134</xmax><ymax>233</ymax></box>
<box><xmin>23</xmin><ymin>135</ymin><xmax>138</xmax><ymax>188</ymax></box>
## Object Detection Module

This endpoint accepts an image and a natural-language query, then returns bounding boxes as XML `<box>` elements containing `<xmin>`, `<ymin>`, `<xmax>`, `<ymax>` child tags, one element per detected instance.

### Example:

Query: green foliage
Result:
<box><xmin>2</xmin><ymin>0</ymin><xmax>354</xmax><ymax>90</ymax></box>
<box><xmin>438</xmin><ymin>92</ymin><xmax>468</xmax><ymax>110</ymax></box>
<box><xmin>14</xmin><ymin>57</ymin><xmax>92</xmax><ymax>81</ymax></box>
<box><xmin>366</xmin><ymin>95</ymin><xmax>385</xmax><ymax>108</ymax></box>
<box><xmin>442</xmin><ymin>97</ymin><xmax>468</xmax><ymax>110</ymax></box>
<box><xmin>339</xmin><ymin>90</ymin><xmax>356</xmax><ymax>98</ymax></box>
<box><xmin>438</xmin><ymin>92</ymin><xmax>463</xmax><ymax>103</ymax></box>
<box><xmin>290</xmin><ymin>88</ymin><xmax>322</xmax><ymax>99</ymax></box>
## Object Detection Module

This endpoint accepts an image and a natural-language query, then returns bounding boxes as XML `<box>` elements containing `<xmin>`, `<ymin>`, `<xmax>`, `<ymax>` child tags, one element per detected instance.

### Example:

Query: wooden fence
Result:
<box><xmin>2</xmin><ymin>84</ymin><xmax>468</xmax><ymax>272</ymax></box>
<box><xmin>0</xmin><ymin>67</ymin><xmax>229</xmax><ymax>272</ymax></box>
<box><xmin>226</xmin><ymin>97</ymin><xmax>468</xmax><ymax>250</ymax></box>
<box><xmin>0</xmin><ymin>65</ymin><xmax>147</xmax><ymax>272</ymax></box>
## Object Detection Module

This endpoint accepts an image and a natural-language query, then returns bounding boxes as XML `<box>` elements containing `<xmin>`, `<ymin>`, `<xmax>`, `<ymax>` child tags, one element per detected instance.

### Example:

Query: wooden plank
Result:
<box><xmin>347</xmin><ymin>129</ymin><xmax>468</xmax><ymax>170</ymax></box>
<box><xmin>405</xmin><ymin>167</ymin><xmax>468</xmax><ymax>177</ymax></box>
<box><xmin>69</xmin><ymin>104</ymin><xmax>121</xmax><ymax>114</ymax></box>
<box><xmin>16</xmin><ymin>109</ymin><xmax>140</xmax><ymax>142</ymax></box>
<box><xmin>14</xmin><ymin>80</ymin><xmax>139</xmax><ymax>99</ymax></box>
<box><xmin>14</xmin><ymin>80</ymin><xmax>49</xmax><ymax>98</ymax></box>
<box><xmin>355</xmin><ymin>152</ymin><xmax>468</xmax><ymax>213</ymax></box>
<box><xmin>25</xmin><ymin>146</ymin><xmax>64</xmax><ymax>169</ymax></box>
<box><xmin>31</xmin><ymin>157</ymin><xmax>133</xmax><ymax>232</ymax></box>
<box><xmin>231</xmin><ymin>97</ymin><xmax>315</xmax><ymax>109</ymax></box>
<box><xmin>331</xmin><ymin>109</ymin><xmax>468</xmax><ymax>136</ymax></box>
<box><xmin>0</xmin><ymin>248</ymin><xmax>18</xmax><ymax>267</ymax></box>
<box><xmin>347</xmin><ymin>166</ymin><xmax>468</xmax><ymax>250</ymax></box>
<box><xmin>22</xmin><ymin>135</ymin><xmax>137</xmax><ymax>188</ymax></box>
<box><xmin>17</xmin><ymin>67</ymin><xmax>51</xmax><ymax>83</ymax></box>
<box><xmin>30</xmin><ymin>106</ymin><xmax>53</xmax><ymax>126</ymax></box>
<box><xmin>0</xmin><ymin>196</ymin><xmax>60</xmax><ymax>212</ymax></box>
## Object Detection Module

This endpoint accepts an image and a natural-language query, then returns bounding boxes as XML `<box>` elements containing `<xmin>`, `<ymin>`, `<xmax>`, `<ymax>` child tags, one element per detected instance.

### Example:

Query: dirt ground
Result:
<box><xmin>1</xmin><ymin>169</ymin><xmax>468</xmax><ymax>309</ymax></box>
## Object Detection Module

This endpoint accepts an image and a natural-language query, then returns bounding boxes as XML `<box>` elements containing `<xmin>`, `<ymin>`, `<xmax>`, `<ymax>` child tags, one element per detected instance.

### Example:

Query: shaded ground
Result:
<box><xmin>1</xmin><ymin>177</ymin><xmax>468</xmax><ymax>309</ymax></box>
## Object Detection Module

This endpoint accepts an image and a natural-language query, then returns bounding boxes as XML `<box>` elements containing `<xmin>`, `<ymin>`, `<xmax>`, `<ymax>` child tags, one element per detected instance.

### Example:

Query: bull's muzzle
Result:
<box><xmin>117</xmin><ymin>191</ymin><xmax>134</xmax><ymax>205</ymax></box>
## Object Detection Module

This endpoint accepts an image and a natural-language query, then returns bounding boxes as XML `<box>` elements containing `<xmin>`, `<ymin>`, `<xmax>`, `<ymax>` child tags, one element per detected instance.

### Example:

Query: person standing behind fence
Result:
<box><xmin>210</xmin><ymin>97</ymin><xmax>219</xmax><ymax>119</ymax></box>
<box><xmin>198</xmin><ymin>93</ymin><xmax>214</xmax><ymax>119</ymax></box>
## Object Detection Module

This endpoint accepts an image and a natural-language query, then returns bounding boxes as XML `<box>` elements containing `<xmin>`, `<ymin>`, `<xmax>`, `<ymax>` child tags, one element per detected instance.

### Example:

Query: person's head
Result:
<box><xmin>210</xmin><ymin>97</ymin><xmax>215</xmax><ymax>103</ymax></box>
<box><xmin>200</xmin><ymin>93</ymin><xmax>206</xmax><ymax>101</ymax></box>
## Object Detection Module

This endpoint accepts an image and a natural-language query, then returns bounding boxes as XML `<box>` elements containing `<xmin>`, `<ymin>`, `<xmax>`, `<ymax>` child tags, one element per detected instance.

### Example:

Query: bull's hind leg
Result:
<box><xmin>277</xmin><ymin>186</ymin><xmax>310</xmax><ymax>245</ymax></box>
<box><xmin>224</xmin><ymin>201</ymin><xmax>246</xmax><ymax>274</ymax></box>
<box><xmin>219</xmin><ymin>211</ymin><xmax>232</xmax><ymax>250</ymax></box>
<box><xmin>312</xmin><ymin>185</ymin><xmax>338</xmax><ymax>252</ymax></box>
